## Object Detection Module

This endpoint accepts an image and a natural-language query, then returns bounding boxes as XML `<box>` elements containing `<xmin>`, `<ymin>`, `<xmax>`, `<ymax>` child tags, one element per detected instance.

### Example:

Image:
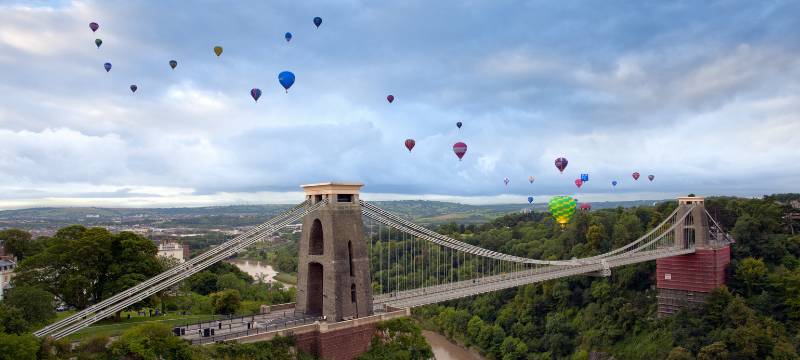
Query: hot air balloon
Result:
<box><xmin>285</xmin><ymin>32</ymin><xmax>292</xmax><ymax>42</ymax></box>
<box><xmin>89</xmin><ymin>22</ymin><xmax>99</xmax><ymax>33</ymax></box>
<box><xmin>453</xmin><ymin>142</ymin><xmax>467</xmax><ymax>161</ymax></box>
<box><xmin>314</xmin><ymin>17</ymin><xmax>322</xmax><ymax>28</ymax></box>
<box><xmin>575</xmin><ymin>179</ymin><xmax>583</xmax><ymax>188</ymax></box>
<box><xmin>169</xmin><ymin>60</ymin><xmax>177</xmax><ymax>70</ymax></box>
<box><xmin>278</xmin><ymin>71</ymin><xmax>295</xmax><ymax>92</ymax></box>
<box><xmin>95</xmin><ymin>39</ymin><xmax>102</xmax><ymax>49</ymax></box>
<box><xmin>405</xmin><ymin>139</ymin><xmax>415</xmax><ymax>152</ymax></box>
<box><xmin>456</xmin><ymin>122</ymin><xmax>462</xmax><ymax>129</ymax></box>
<box><xmin>214</xmin><ymin>46</ymin><xmax>223</xmax><ymax>58</ymax></box>
<box><xmin>104</xmin><ymin>62</ymin><xmax>112</xmax><ymax>73</ymax></box>
<box><xmin>528</xmin><ymin>197</ymin><xmax>533</xmax><ymax>203</ymax></box>
<box><xmin>548</xmin><ymin>196</ymin><xmax>576</xmax><ymax>230</ymax></box>
<box><xmin>633</xmin><ymin>172</ymin><xmax>640</xmax><ymax>181</ymax></box>
<box><xmin>520</xmin><ymin>208</ymin><xmax>532</xmax><ymax>214</ymax></box>
<box><xmin>612</xmin><ymin>181</ymin><xmax>617</xmax><ymax>187</ymax></box>
<box><xmin>130</xmin><ymin>85</ymin><xmax>137</xmax><ymax>93</ymax></box>
<box><xmin>579</xmin><ymin>203</ymin><xmax>592</xmax><ymax>212</ymax></box>
<box><xmin>581</xmin><ymin>174</ymin><xmax>589</xmax><ymax>182</ymax></box>
<box><xmin>503</xmin><ymin>178</ymin><xmax>509</xmax><ymax>186</ymax></box>
<box><xmin>251</xmin><ymin>88</ymin><xmax>262</xmax><ymax>103</ymax></box>
<box><xmin>555</xmin><ymin>158</ymin><xmax>568</xmax><ymax>173</ymax></box>
<box><xmin>387</xmin><ymin>95</ymin><xmax>394</xmax><ymax>103</ymax></box>
<box><xmin>529</xmin><ymin>176</ymin><xmax>535</xmax><ymax>183</ymax></box>
<box><xmin>648</xmin><ymin>175</ymin><xmax>654</xmax><ymax>181</ymax></box>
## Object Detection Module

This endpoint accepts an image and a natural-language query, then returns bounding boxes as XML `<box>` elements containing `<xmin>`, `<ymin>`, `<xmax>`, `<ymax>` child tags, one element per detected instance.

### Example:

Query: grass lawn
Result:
<box><xmin>32</xmin><ymin>310</ymin><xmax>221</xmax><ymax>341</ymax></box>
<box><xmin>273</xmin><ymin>272</ymin><xmax>297</xmax><ymax>285</ymax></box>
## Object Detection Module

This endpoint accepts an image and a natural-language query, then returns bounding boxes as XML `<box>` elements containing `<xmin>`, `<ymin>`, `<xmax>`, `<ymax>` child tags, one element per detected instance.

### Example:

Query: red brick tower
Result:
<box><xmin>657</xmin><ymin>197</ymin><xmax>732</xmax><ymax>316</ymax></box>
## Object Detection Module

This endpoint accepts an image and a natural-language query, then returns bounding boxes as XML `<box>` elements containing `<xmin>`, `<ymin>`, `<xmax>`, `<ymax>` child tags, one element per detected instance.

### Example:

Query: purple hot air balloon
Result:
<box><xmin>456</xmin><ymin>122</ymin><xmax>462</xmax><ymax>129</ymax></box>
<box><xmin>251</xmin><ymin>88</ymin><xmax>262</xmax><ymax>103</ymax></box>
<box><xmin>633</xmin><ymin>172</ymin><xmax>640</xmax><ymax>181</ymax></box>
<box><xmin>387</xmin><ymin>95</ymin><xmax>394</xmax><ymax>103</ymax></box>
<box><xmin>90</xmin><ymin>22</ymin><xmax>99</xmax><ymax>33</ymax></box>
<box><xmin>503</xmin><ymin>178</ymin><xmax>509</xmax><ymax>186</ymax></box>
<box><xmin>555</xmin><ymin>158</ymin><xmax>568</xmax><ymax>173</ymax></box>
<box><xmin>104</xmin><ymin>62</ymin><xmax>112</xmax><ymax>73</ymax></box>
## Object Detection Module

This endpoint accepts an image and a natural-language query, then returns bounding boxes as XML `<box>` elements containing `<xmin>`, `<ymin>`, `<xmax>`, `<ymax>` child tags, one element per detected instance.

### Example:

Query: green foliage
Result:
<box><xmin>0</xmin><ymin>302</ymin><xmax>29</xmax><ymax>335</ymax></box>
<box><xmin>1</xmin><ymin>285</ymin><xmax>56</xmax><ymax>327</ymax></box>
<box><xmin>0</xmin><ymin>229</ymin><xmax>41</xmax><ymax>261</ymax></box>
<box><xmin>356</xmin><ymin>317</ymin><xmax>433</xmax><ymax>360</ymax></box>
<box><xmin>14</xmin><ymin>226</ymin><xmax>163</xmax><ymax>312</ymax></box>
<box><xmin>0</xmin><ymin>332</ymin><xmax>40</xmax><ymax>360</ymax></box>
<box><xmin>107</xmin><ymin>321</ymin><xmax>194</xmax><ymax>360</ymax></box>
<box><xmin>209</xmin><ymin>289</ymin><xmax>243</xmax><ymax>314</ymax></box>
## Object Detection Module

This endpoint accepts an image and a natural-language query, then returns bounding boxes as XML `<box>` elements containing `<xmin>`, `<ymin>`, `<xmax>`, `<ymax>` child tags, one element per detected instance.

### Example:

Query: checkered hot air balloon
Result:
<box><xmin>548</xmin><ymin>196</ymin><xmax>576</xmax><ymax>230</ymax></box>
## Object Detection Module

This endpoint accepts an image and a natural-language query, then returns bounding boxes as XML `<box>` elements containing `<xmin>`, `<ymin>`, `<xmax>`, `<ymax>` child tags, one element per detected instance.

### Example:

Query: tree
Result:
<box><xmin>107</xmin><ymin>321</ymin><xmax>194</xmax><ymax>360</ymax></box>
<box><xmin>586</xmin><ymin>225</ymin><xmax>606</xmax><ymax>251</ymax></box>
<box><xmin>0</xmin><ymin>229</ymin><xmax>40</xmax><ymax>261</ymax></box>
<box><xmin>733</xmin><ymin>257</ymin><xmax>768</xmax><ymax>298</ymax></box>
<box><xmin>2</xmin><ymin>285</ymin><xmax>56</xmax><ymax>327</ymax></box>
<box><xmin>210</xmin><ymin>289</ymin><xmax>242</xmax><ymax>314</ymax></box>
<box><xmin>666</xmin><ymin>347</ymin><xmax>695</xmax><ymax>360</ymax></box>
<box><xmin>697</xmin><ymin>342</ymin><xmax>728</xmax><ymax>360</ymax></box>
<box><xmin>0</xmin><ymin>332</ymin><xmax>40</xmax><ymax>360</ymax></box>
<box><xmin>14</xmin><ymin>227</ymin><xmax>163</xmax><ymax>316</ymax></box>
<box><xmin>702</xmin><ymin>285</ymin><xmax>732</xmax><ymax>327</ymax></box>
<box><xmin>0</xmin><ymin>303</ymin><xmax>29</xmax><ymax>335</ymax></box>
<box><xmin>357</xmin><ymin>317</ymin><xmax>433</xmax><ymax>360</ymax></box>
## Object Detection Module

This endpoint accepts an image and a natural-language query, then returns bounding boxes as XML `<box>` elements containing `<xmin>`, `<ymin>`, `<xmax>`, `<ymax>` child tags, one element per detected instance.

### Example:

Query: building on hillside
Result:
<box><xmin>0</xmin><ymin>258</ymin><xmax>17</xmax><ymax>300</ymax></box>
<box><xmin>158</xmin><ymin>241</ymin><xmax>184</xmax><ymax>263</ymax></box>
<box><xmin>182</xmin><ymin>245</ymin><xmax>190</xmax><ymax>259</ymax></box>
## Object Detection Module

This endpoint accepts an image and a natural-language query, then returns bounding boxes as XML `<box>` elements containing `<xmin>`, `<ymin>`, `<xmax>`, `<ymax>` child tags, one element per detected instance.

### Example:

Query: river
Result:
<box><xmin>224</xmin><ymin>259</ymin><xmax>284</xmax><ymax>286</ymax></box>
<box><xmin>422</xmin><ymin>330</ymin><xmax>483</xmax><ymax>360</ymax></box>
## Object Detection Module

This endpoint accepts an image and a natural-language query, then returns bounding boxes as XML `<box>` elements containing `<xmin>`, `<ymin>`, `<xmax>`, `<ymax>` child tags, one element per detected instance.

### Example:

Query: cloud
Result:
<box><xmin>0</xmin><ymin>0</ymin><xmax>798</xmax><ymax>209</ymax></box>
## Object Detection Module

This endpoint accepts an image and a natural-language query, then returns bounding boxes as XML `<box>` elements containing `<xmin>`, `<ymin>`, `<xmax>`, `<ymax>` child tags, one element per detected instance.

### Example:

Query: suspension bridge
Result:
<box><xmin>33</xmin><ymin>183</ymin><xmax>733</xmax><ymax>343</ymax></box>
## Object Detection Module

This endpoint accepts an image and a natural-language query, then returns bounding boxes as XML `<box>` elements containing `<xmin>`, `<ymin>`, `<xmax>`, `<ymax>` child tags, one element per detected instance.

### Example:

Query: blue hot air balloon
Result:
<box><xmin>314</xmin><ymin>17</ymin><xmax>322</xmax><ymax>28</ymax></box>
<box><xmin>285</xmin><ymin>32</ymin><xmax>292</xmax><ymax>42</ymax></box>
<box><xmin>612</xmin><ymin>181</ymin><xmax>617</xmax><ymax>187</ymax></box>
<box><xmin>104</xmin><ymin>62</ymin><xmax>112</xmax><ymax>73</ymax></box>
<box><xmin>251</xmin><ymin>88</ymin><xmax>262</xmax><ymax>103</ymax></box>
<box><xmin>278</xmin><ymin>71</ymin><xmax>295</xmax><ymax>93</ymax></box>
<box><xmin>528</xmin><ymin>197</ymin><xmax>533</xmax><ymax>203</ymax></box>
<box><xmin>456</xmin><ymin>122</ymin><xmax>462</xmax><ymax>129</ymax></box>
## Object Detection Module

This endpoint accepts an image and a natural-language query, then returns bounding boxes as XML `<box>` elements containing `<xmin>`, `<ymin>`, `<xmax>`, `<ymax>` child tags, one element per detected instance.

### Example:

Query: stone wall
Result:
<box><xmin>234</xmin><ymin>305</ymin><xmax>409</xmax><ymax>360</ymax></box>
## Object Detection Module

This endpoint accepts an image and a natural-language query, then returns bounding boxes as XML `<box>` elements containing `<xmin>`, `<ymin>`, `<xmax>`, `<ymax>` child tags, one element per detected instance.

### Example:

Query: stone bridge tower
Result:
<box><xmin>296</xmin><ymin>183</ymin><xmax>374</xmax><ymax>321</ymax></box>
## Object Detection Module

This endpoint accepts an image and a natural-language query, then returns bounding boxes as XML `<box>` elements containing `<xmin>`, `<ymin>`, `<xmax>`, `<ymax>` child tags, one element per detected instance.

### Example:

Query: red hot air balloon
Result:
<box><xmin>575</xmin><ymin>179</ymin><xmax>583</xmax><ymax>188</ymax></box>
<box><xmin>453</xmin><ymin>142</ymin><xmax>467</xmax><ymax>161</ymax></box>
<box><xmin>633</xmin><ymin>172</ymin><xmax>640</xmax><ymax>181</ymax></box>
<box><xmin>579</xmin><ymin>203</ymin><xmax>591</xmax><ymax>212</ymax></box>
<box><xmin>405</xmin><ymin>139</ymin><xmax>415</xmax><ymax>152</ymax></box>
<box><xmin>387</xmin><ymin>95</ymin><xmax>394</xmax><ymax>103</ymax></box>
<box><xmin>90</xmin><ymin>22</ymin><xmax>99</xmax><ymax>32</ymax></box>
<box><xmin>555</xmin><ymin>158</ymin><xmax>568</xmax><ymax>173</ymax></box>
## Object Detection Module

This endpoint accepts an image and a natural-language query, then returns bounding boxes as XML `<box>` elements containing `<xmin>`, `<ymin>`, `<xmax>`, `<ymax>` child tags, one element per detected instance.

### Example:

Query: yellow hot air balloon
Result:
<box><xmin>214</xmin><ymin>46</ymin><xmax>223</xmax><ymax>58</ymax></box>
<box><xmin>548</xmin><ymin>196</ymin><xmax>576</xmax><ymax>231</ymax></box>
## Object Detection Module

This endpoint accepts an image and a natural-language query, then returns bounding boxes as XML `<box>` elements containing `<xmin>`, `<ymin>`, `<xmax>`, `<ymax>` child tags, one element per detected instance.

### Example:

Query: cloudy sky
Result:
<box><xmin>0</xmin><ymin>0</ymin><xmax>798</xmax><ymax>209</ymax></box>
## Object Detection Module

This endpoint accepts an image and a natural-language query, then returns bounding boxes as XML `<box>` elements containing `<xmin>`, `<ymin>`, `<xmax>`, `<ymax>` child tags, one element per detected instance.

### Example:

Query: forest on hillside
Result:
<box><xmin>364</xmin><ymin>195</ymin><xmax>800</xmax><ymax>359</ymax></box>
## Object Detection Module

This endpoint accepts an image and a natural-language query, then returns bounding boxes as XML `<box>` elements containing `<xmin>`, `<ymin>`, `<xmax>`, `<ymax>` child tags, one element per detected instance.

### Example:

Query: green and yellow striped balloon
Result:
<box><xmin>548</xmin><ymin>196</ymin><xmax>576</xmax><ymax>230</ymax></box>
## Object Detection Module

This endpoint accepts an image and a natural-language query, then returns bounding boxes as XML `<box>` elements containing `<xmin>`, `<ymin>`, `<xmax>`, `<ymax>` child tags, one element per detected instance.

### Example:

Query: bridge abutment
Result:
<box><xmin>296</xmin><ymin>183</ymin><xmax>374</xmax><ymax>322</ymax></box>
<box><xmin>657</xmin><ymin>197</ymin><xmax>730</xmax><ymax>316</ymax></box>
